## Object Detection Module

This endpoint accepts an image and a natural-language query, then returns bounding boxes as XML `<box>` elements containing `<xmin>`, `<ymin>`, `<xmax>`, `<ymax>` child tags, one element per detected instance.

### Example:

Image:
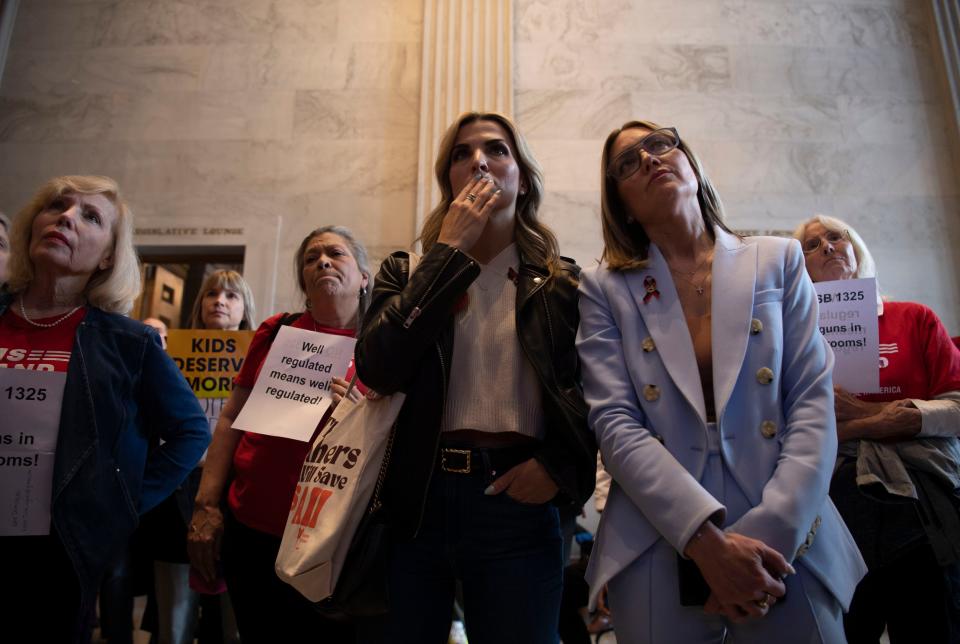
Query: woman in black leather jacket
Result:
<box><xmin>356</xmin><ymin>112</ymin><xmax>596</xmax><ymax>644</ymax></box>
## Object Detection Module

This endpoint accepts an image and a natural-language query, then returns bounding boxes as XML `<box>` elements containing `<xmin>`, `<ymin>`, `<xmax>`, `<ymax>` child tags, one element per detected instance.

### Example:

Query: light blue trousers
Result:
<box><xmin>606</xmin><ymin>425</ymin><xmax>847</xmax><ymax>644</ymax></box>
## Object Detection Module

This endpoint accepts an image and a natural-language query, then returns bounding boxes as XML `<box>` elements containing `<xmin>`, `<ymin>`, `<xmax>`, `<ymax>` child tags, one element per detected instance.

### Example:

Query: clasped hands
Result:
<box><xmin>834</xmin><ymin>385</ymin><xmax>920</xmax><ymax>442</ymax></box>
<box><xmin>684</xmin><ymin>522</ymin><xmax>794</xmax><ymax>623</ymax></box>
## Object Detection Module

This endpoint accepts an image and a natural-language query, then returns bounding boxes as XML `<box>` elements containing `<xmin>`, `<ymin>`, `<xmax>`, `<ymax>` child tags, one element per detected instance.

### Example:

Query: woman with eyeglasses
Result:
<box><xmin>793</xmin><ymin>214</ymin><xmax>960</xmax><ymax>644</ymax></box>
<box><xmin>575</xmin><ymin>121</ymin><xmax>866</xmax><ymax>643</ymax></box>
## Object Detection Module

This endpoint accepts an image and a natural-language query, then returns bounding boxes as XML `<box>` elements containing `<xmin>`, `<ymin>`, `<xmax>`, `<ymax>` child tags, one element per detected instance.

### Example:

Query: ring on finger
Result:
<box><xmin>755</xmin><ymin>593</ymin><xmax>770</xmax><ymax>609</ymax></box>
<box><xmin>466</xmin><ymin>193</ymin><xmax>478</xmax><ymax>202</ymax></box>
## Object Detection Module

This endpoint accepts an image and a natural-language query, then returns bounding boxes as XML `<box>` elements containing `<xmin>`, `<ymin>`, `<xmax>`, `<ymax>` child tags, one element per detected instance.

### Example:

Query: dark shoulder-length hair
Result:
<box><xmin>600</xmin><ymin>120</ymin><xmax>736</xmax><ymax>271</ymax></box>
<box><xmin>418</xmin><ymin>111</ymin><xmax>561</xmax><ymax>274</ymax></box>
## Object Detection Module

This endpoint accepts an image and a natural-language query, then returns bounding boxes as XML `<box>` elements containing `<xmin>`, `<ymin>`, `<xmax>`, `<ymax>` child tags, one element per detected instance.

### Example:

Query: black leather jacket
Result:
<box><xmin>356</xmin><ymin>242</ymin><xmax>596</xmax><ymax>540</ymax></box>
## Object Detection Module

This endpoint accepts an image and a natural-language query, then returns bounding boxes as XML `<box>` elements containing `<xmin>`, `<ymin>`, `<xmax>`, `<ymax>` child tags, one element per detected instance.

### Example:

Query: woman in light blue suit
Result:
<box><xmin>576</xmin><ymin>121</ymin><xmax>866</xmax><ymax>643</ymax></box>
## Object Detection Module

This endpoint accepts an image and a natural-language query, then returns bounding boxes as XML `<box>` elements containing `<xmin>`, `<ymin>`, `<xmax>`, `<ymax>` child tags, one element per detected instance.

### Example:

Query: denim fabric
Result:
<box><xmin>0</xmin><ymin>297</ymin><xmax>210</xmax><ymax>615</ymax></box>
<box><xmin>366</xmin><ymin>469</ymin><xmax>563</xmax><ymax>644</ymax></box>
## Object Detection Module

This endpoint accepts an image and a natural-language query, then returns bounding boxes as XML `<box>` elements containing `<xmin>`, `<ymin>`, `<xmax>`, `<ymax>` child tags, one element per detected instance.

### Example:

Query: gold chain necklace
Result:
<box><xmin>669</xmin><ymin>251</ymin><xmax>713</xmax><ymax>296</ymax></box>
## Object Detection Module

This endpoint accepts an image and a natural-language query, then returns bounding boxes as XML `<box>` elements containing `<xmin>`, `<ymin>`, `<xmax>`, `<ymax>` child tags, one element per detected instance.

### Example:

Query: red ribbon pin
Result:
<box><xmin>642</xmin><ymin>275</ymin><xmax>660</xmax><ymax>303</ymax></box>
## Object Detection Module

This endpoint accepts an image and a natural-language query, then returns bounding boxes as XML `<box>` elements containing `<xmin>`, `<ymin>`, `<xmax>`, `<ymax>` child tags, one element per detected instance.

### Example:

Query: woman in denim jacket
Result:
<box><xmin>0</xmin><ymin>175</ymin><xmax>209</xmax><ymax>642</ymax></box>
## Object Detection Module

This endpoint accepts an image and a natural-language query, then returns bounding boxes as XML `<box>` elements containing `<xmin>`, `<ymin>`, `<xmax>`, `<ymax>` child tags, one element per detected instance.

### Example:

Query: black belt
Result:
<box><xmin>437</xmin><ymin>444</ymin><xmax>535</xmax><ymax>477</ymax></box>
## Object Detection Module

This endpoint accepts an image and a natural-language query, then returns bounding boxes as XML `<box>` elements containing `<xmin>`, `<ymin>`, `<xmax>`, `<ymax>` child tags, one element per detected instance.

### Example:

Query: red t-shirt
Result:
<box><xmin>859</xmin><ymin>301</ymin><xmax>960</xmax><ymax>403</ymax></box>
<box><xmin>0</xmin><ymin>307</ymin><xmax>87</xmax><ymax>372</ymax></box>
<box><xmin>228</xmin><ymin>311</ymin><xmax>364</xmax><ymax>536</ymax></box>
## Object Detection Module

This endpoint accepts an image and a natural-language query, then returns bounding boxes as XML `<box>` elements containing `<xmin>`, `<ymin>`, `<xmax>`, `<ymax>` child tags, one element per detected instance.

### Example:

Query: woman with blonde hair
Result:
<box><xmin>356</xmin><ymin>112</ymin><xmax>596</xmax><ymax>643</ymax></box>
<box><xmin>576</xmin><ymin>122</ymin><xmax>866</xmax><ymax>643</ymax></box>
<box><xmin>150</xmin><ymin>269</ymin><xmax>256</xmax><ymax>644</ymax></box>
<box><xmin>189</xmin><ymin>269</ymin><xmax>256</xmax><ymax>332</ymax></box>
<box><xmin>0</xmin><ymin>175</ymin><xmax>209</xmax><ymax>641</ymax></box>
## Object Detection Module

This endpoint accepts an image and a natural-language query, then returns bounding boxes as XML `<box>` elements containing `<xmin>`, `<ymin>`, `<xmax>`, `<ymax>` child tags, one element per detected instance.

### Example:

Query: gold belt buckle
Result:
<box><xmin>441</xmin><ymin>448</ymin><xmax>471</xmax><ymax>474</ymax></box>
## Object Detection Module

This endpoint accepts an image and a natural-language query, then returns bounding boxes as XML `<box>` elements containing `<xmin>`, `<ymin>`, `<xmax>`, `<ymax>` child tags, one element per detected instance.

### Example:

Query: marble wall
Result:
<box><xmin>1</xmin><ymin>0</ymin><xmax>958</xmax><ymax>332</ymax></box>
<box><xmin>516</xmin><ymin>0</ymin><xmax>960</xmax><ymax>332</ymax></box>
<box><xmin>0</xmin><ymin>0</ymin><xmax>424</xmax><ymax>316</ymax></box>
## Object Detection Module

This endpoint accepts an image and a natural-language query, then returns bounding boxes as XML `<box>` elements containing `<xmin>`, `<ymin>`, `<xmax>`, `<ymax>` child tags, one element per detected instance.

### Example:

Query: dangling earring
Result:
<box><xmin>305</xmin><ymin>298</ymin><xmax>312</xmax><ymax>310</ymax></box>
<box><xmin>359</xmin><ymin>286</ymin><xmax>368</xmax><ymax>298</ymax></box>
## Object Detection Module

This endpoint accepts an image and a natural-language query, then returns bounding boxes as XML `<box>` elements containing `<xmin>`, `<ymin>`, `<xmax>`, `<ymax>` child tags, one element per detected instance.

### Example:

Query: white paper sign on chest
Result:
<box><xmin>232</xmin><ymin>326</ymin><xmax>356</xmax><ymax>442</ymax></box>
<box><xmin>814</xmin><ymin>277</ymin><xmax>880</xmax><ymax>394</ymax></box>
<box><xmin>0</xmin><ymin>369</ymin><xmax>68</xmax><ymax>536</ymax></box>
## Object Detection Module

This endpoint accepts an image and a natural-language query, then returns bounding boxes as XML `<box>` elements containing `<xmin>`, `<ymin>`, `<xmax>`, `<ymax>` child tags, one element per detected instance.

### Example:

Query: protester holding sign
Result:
<box><xmin>355</xmin><ymin>112</ymin><xmax>596</xmax><ymax>643</ymax></box>
<box><xmin>0</xmin><ymin>175</ymin><xmax>209</xmax><ymax>641</ymax></box>
<box><xmin>575</xmin><ymin>122</ymin><xmax>865</xmax><ymax>644</ymax></box>
<box><xmin>794</xmin><ymin>214</ymin><xmax>960</xmax><ymax>643</ymax></box>
<box><xmin>187</xmin><ymin>226</ymin><xmax>369</xmax><ymax>642</ymax></box>
<box><xmin>148</xmin><ymin>269</ymin><xmax>255</xmax><ymax>644</ymax></box>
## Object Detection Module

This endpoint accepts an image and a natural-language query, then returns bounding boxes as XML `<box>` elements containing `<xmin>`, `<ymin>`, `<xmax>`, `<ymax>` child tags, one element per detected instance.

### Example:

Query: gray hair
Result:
<box><xmin>791</xmin><ymin>214</ymin><xmax>877</xmax><ymax>280</ymax></box>
<box><xmin>293</xmin><ymin>225</ymin><xmax>371</xmax><ymax>315</ymax></box>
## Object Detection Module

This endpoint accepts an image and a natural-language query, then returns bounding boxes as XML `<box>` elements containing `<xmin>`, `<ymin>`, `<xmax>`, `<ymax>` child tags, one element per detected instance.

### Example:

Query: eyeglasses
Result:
<box><xmin>801</xmin><ymin>229</ymin><xmax>848</xmax><ymax>254</ymax></box>
<box><xmin>607</xmin><ymin>127</ymin><xmax>681</xmax><ymax>181</ymax></box>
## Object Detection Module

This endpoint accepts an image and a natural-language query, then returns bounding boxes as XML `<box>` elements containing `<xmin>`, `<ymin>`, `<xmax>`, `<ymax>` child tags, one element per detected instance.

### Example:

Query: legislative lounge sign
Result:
<box><xmin>232</xmin><ymin>326</ymin><xmax>355</xmax><ymax>442</ymax></box>
<box><xmin>166</xmin><ymin>330</ymin><xmax>254</xmax><ymax>399</ymax></box>
<box><xmin>814</xmin><ymin>277</ymin><xmax>880</xmax><ymax>394</ymax></box>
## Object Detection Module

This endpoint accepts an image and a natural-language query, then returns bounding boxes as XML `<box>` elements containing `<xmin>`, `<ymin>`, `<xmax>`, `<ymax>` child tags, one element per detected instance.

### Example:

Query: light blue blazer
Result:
<box><xmin>576</xmin><ymin>229</ymin><xmax>866</xmax><ymax>610</ymax></box>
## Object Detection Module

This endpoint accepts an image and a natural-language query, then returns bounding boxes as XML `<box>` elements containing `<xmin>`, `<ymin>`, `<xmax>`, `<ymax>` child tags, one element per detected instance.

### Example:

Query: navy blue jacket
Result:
<box><xmin>0</xmin><ymin>295</ymin><xmax>209</xmax><ymax>607</ymax></box>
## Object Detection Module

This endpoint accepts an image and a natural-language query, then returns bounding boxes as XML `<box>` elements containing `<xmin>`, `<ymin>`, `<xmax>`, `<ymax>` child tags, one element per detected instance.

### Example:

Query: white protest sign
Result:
<box><xmin>0</xmin><ymin>369</ymin><xmax>67</xmax><ymax>536</ymax></box>
<box><xmin>814</xmin><ymin>277</ymin><xmax>880</xmax><ymax>394</ymax></box>
<box><xmin>233</xmin><ymin>326</ymin><xmax>356</xmax><ymax>442</ymax></box>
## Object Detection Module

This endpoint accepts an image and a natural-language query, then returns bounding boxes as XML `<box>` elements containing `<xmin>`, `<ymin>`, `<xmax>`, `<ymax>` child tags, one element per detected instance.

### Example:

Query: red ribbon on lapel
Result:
<box><xmin>642</xmin><ymin>275</ymin><xmax>660</xmax><ymax>304</ymax></box>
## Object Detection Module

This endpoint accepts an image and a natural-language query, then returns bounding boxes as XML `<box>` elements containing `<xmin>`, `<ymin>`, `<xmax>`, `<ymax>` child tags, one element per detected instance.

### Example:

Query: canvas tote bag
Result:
<box><xmin>275</xmin><ymin>252</ymin><xmax>419</xmax><ymax>606</ymax></box>
<box><xmin>275</xmin><ymin>381</ymin><xmax>404</xmax><ymax>602</ymax></box>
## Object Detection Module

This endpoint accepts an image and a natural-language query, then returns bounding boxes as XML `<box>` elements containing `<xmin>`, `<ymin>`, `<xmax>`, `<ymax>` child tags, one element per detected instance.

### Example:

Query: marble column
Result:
<box><xmin>415</xmin><ymin>0</ymin><xmax>513</xmax><ymax>236</ymax></box>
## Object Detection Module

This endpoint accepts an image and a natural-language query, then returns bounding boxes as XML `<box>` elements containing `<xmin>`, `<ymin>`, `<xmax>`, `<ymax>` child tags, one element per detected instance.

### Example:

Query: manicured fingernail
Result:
<box><xmin>786</xmin><ymin>563</ymin><xmax>796</xmax><ymax>575</ymax></box>
<box><xmin>474</xmin><ymin>172</ymin><xmax>483</xmax><ymax>180</ymax></box>
<box><xmin>484</xmin><ymin>485</ymin><xmax>496</xmax><ymax>495</ymax></box>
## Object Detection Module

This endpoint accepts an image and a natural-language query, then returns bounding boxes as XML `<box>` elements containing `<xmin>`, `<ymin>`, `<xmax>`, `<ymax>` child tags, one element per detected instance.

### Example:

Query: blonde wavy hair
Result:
<box><xmin>418</xmin><ymin>111</ymin><xmax>561</xmax><ymax>273</ymax></box>
<box><xmin>6</xmin><ymin>175</ymin><xmax>141</xmax><ymax>314</ymax></box>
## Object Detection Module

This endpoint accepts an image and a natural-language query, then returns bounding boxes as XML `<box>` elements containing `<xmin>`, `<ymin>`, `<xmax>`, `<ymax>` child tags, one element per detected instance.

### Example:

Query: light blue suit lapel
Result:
<box><xmin>711</xmin><ymin>229</ymin><xmax>757</xmax><ymax>420</ymax></box>
<box><xmin>625</xmin><ymin>243</ymin><xmax>707</xmax><ymax>426</ymax></box>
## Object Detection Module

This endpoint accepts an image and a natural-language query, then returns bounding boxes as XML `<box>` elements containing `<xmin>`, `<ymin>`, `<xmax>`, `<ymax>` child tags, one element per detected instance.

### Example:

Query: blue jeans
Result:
<box><xmin>362</xmin><ymin>467</ymin><xmax>563</xmax><ymax>644</ymax></box>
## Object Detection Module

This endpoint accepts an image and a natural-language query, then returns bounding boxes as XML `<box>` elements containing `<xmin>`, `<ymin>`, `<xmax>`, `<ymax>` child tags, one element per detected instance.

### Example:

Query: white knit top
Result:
<box><xmin>440</xmin><ymin>244</ymin><xmax>545</xmax><ymax>439</ymax></box>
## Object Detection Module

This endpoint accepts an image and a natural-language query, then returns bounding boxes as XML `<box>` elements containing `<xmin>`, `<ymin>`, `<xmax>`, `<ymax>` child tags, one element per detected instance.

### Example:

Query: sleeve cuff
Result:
<box><xmin>914</xmin><ymin>393</ymin><xmax>960</xmax><ymax>437</ymax></box>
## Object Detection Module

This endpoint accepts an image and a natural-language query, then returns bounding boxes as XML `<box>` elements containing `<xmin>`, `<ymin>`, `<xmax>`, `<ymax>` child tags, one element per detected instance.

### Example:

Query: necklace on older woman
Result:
<box><xmin>18</xmin><ymin>297</ymin><xmax>83</xmax><ymax>328</ymax></box>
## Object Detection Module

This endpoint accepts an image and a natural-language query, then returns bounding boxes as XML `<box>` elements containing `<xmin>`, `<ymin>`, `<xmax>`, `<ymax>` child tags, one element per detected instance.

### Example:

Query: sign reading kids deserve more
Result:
<box><xmin>166</xmin><ymin>330</ymin><xmax>254</xmax><ymax>399</ymax></box>
<box><xmin>814</xmin><ymin>277</ymin><xmax>880</xmax><ymax>394</ymax></box>
<box><xmin>232</xmin><ymin>326</ymin><xmax>356</xmax><ymax>442</ymax></box>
